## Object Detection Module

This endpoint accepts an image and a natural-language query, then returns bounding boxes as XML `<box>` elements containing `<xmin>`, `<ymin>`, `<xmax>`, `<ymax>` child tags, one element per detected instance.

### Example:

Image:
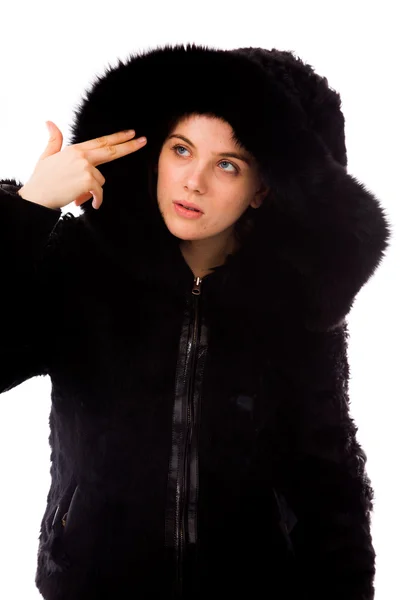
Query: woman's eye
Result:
<box><xmin>172</xmin><ymin>145</ymin><xmax>238</xmax><ymax>174</ymax></box>
<box><xmin>219</xmin><ymin>160</ymin><xmax>237</xmax><ymax>173</ymax></box>
<box><xmin>173</xmin><ymin>144</ymin><xmax>190</xmax><ymax>157</ymax></box>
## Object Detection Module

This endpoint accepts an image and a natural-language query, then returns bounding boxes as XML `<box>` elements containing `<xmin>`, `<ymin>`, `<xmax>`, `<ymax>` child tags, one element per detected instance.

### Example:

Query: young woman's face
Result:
<box><xmin>156</xmin><ymin>114</ymin><xmax>268</xmax><ymax>242</ymax></box>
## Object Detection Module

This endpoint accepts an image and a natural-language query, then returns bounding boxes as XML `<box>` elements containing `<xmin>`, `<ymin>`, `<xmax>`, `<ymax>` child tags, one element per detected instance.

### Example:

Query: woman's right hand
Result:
<box><xmin>18</xmin><ymin>121</ymin><xmax>147</xmax><ymax>210</ymax></box>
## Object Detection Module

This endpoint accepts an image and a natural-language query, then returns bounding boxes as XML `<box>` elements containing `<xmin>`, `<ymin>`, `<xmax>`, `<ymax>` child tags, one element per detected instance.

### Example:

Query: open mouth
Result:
<box><xmin>173</xmin><ymin>202</ymin><xmax>204</xmax><ymax>218</ymax></box>
<box><xmin>176</xmin><ymin>202</ymin><xmax>201</xmax><ymax>213</ymax></box>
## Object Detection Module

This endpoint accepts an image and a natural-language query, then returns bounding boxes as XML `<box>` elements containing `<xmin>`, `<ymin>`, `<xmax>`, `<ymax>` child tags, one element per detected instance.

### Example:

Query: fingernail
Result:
<box><xmin>137</xmin><ymin>137</ymin><xmax>147</xmax><ymax>144</ymax></box>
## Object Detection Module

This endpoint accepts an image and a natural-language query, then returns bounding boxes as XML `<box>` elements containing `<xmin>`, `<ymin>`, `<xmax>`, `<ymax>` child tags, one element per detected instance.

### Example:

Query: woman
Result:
<box><xmin>0</xmin><ymin>43</ymin><xmax>391</xmax><ymax>599</ymax></box>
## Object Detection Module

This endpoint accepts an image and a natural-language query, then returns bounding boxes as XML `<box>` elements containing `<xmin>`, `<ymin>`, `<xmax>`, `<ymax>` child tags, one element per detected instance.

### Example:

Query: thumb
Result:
<box><xmin>39</xmin><ymin>121</ymin><xmax>63</xmax><ymax>159</ymax></box>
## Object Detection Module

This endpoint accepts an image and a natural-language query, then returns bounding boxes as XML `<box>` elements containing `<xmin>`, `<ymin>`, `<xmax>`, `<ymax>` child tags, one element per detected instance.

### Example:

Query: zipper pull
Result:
<box><xmin>192</xmin><ymin>276</ymin><xmax>202</xmax><ymax>295</ymax></box>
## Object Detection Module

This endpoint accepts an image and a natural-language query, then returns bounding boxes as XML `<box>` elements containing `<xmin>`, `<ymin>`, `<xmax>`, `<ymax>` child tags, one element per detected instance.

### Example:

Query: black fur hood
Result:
<box><xmin>68</xmin><ymin>43</ymin><xmax>391</xmax><ymax>331</ymax></box>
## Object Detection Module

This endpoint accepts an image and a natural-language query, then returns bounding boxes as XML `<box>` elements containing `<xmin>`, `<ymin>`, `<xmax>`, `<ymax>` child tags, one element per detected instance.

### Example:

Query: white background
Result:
<box><xmin>0</xmin><ymin>1</ymin><xmax>398</xmax><ymax>598</ymax></box>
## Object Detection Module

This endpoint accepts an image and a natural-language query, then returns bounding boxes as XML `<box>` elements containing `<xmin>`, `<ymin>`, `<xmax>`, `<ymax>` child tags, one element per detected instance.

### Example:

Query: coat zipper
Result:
<box><xmin>187</xmin><ymin>275</ymin><xmax>202</xmax><ymax>547</ymax></box>
<box><xmin>175</xmin><ymin>275</ymin><xmax>203</xmax><ymax>597</ymax></box>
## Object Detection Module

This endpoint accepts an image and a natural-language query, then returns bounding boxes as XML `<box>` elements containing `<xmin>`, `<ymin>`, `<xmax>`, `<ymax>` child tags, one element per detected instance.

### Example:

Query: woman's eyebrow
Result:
<box><xmin>166</xmin><ymin>133</ymin><xmax>252</xmax><ymax>165</ymax></box>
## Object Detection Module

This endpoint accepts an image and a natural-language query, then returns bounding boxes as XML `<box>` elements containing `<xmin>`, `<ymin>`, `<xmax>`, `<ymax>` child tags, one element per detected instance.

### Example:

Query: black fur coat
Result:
<box><xmin>0</xmin><ymin>43</ymin><xmax>391</xmax><ymax>599</ymax></box>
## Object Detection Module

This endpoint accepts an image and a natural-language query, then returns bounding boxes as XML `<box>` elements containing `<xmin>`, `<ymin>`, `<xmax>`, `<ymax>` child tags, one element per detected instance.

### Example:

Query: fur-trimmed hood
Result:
<box><xmin>68</xmin><ymin>43</ymin><xmax>391</xmax><ymax>331</ymax></box>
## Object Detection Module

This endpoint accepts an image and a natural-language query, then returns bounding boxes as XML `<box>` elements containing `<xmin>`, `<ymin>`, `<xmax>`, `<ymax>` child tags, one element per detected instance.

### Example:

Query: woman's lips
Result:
<box><xmin>173</xmin><ymin>202</ymin><xmax>204</xmax><ymax>219</ymax></box>
<box><xmin>174</xmin><ymin>200</ymin><xmax>203</xmax><ymax>212</ymax></box>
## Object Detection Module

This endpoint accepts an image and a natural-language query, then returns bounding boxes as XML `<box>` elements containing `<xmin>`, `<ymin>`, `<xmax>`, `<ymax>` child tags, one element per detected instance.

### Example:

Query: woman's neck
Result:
<box><xmin>179</xmin><ymin>230</ymin><xmax>239</xmax><ymax>279</ymax></box>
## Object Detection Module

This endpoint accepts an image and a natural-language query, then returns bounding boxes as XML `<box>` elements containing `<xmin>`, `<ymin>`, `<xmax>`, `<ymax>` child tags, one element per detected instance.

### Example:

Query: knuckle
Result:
<box><xmin>106</xmin><ymin>144</ymin><xmax>117</xmax><ymax>158</ymax></box>
<box><xmin>83</xmin><ymin>171</ymin><xmax>93</xmax><ymax>185</ymax></box>
<box><xmin>94</xmin><ymin>136</ymin><xmax>107</xmax><ymax>147</ymax></box>
<box><xmin>71</xmin><ymin>147</ymin><xmax>85</xmax><ymax>159</ymax></box>
<box><xmin>81</xmin><ymin>156</ymin><xmax>92</xmax><ymax>171</ymax></box>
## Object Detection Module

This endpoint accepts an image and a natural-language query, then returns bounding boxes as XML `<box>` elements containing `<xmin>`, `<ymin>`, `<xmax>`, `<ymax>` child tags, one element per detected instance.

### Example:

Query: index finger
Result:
<box><xmin>75</xmin><ymin>129</ymin><xmax>137</xmax><ymax>151</ymax></box>
<box><xmin>74</xmin><ymin>130</ymin><xmax>147</xmax><ymax>166</ymax></box>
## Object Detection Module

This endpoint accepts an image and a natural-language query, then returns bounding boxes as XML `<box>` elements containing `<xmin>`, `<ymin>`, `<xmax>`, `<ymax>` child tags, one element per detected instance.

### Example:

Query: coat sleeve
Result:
<box><xmin>0</xmin><ymin>179</ymin><xmax>63</xmax><ymax>394</ymax></box>
<box><xmin>269</xmin><ymin>323</ymin><xmax>376</xmax><ymax>600</ymax></box>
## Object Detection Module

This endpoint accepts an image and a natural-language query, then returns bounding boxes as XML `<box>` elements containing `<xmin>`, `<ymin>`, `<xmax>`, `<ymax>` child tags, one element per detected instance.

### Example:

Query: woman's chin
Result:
<box><xmin>164</xmin><ymin>216</ymin><xmax>208</xmax><ymax>241</ymax></box>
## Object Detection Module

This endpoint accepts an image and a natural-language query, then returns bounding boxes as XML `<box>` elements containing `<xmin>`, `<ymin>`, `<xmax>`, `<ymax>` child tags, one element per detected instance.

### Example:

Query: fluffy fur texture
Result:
<box><xmin>0</xmin><ymin>43</ymin><xmax>391</xmax><ymax>599</ymax></box>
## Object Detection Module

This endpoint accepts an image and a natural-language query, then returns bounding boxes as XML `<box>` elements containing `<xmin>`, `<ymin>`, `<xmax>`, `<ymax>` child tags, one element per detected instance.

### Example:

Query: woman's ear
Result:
<box><xmin>250</xmin><ymin>185</ymin><xmax>270</xmax><ymax>209</ymax></box>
